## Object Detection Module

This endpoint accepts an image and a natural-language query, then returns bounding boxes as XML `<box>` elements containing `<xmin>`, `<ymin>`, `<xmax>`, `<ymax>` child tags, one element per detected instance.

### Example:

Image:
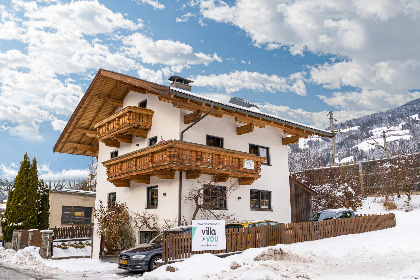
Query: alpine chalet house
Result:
<box><xmin>54</xmin><ymin>69</ymin><xmax>333</xmax><ymax>258</ymax></box>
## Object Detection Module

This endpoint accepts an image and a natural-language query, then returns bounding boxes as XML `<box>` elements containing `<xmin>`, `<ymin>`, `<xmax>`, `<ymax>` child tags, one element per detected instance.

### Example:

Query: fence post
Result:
<box><xmin>12</xmin><ymin>230</ymin><xmax>22</xmax><ymax>251</ymax></box>
<box><xmin>40</xmin><ymin>230</ymin><xmax>54</xmax><ymax>259</ymax></box>
<box><xmin>279</xmin><ymin>223</ymin><xmax>285</xmax><ymax>244</ymax></box>
<box><xmin>28</xmin><ymin>229</ymin><xmax>35</xmax><ymax>246</ymax></box>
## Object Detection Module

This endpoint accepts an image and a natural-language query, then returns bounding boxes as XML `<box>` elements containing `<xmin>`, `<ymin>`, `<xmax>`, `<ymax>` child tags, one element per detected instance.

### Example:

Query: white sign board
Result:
<box><xmin>192</xmin><ymin>220</ymin><xmax>226</xmax><ymax>251</ymax></box>
<box><xmin>243</xmin><ymin>159</ymin><xmax>255</xmax><ymax>170</ymax></box>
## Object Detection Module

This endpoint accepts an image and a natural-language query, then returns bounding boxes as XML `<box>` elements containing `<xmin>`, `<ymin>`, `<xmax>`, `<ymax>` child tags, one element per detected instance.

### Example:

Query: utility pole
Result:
<box><xmin>328</xmin><ymin>111</ymin><xmax>337</xmax><ymax>165</ymax></box>
<box><xmin>382</xmin><ymin>130</ymin><xmax>389</xmax><ymax>158</ymax></box>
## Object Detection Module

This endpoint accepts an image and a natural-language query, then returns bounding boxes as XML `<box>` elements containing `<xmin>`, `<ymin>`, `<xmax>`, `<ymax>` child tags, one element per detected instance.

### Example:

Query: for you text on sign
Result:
<box><xmin>192</xmin><ymin>220</ymin><xmax>226</xmax><ymax>251</ymax></box>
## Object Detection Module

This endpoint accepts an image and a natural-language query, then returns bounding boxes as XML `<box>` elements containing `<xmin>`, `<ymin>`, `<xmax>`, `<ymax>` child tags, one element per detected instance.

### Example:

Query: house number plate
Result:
<box><xmin>243</xmin><ymin>159</ymin><xmax>255</xmax><ymax>169</ymax></box>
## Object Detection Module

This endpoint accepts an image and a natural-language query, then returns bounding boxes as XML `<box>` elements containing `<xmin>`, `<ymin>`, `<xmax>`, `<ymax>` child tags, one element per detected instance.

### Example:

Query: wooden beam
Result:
<box><xmin>128</xmin><ymin>128</ymin><xmax>148</xmax><ymax>138</ymax></box>
<box><xmin>235</xmin><ymin>116</ymin><xmax>265</xmax><ymax>128</ymax></box>
<box><xmin>130</xmin><ymin>175</ymin><xmax>150</xmax><ymax>184</ymax></box>
<box><xmin>184</xmin><ymin>110</ymin><xmax>201</xmax><ymax>124</ymax></box>
<box><xmin>110</xmin><ymin>179</ymin><xmax>130</xmax><ymax>188</ymax></box>
<box><xmin>75</xmin><ymin>128</ymin><xmax>97</xmax><ymax>138</ymax></box>
<box><xmin>102</xmin><ymin>139</ymin><xmax>120</xmax><ymax>148</ymax></box>
<box><xmin>214</xmin><ymin>174</ymin><xmax>229</xmax><ymax>182</ymax></box>
<box><xmin>156</xmin><ymin>171</ymin><xmax>175</xmax><ymax>179</ymax></box>
<box><xmin>114</xmin><ymin>134</ymin><xmax>133</xmax><ymax>143</ymax></box>
<box><xmin>282</xmin><ymin>136</ymin><xmax>300</xmax><ymax>145</ymax></box>
<box><xmin>186</xmin><ymin>170</ymin><xmax>201</xmax><ymax>179</ymax></box>
<box><xmin>96</xmin><ymin>95</ymin><xmax>123</xmax><ymax>107</ymax></box>
<box><xmin>65</xmin><ymin>143</ymin><xmax>98</xmax><ymax>152</ymax></box>
<box><xmin>237</xmin><ymin>123</ymin><xmax>254</xmax><ymax>135</ymax></box>
<box><xmin>238</xmin><ymin>177</ymin><xmax>255</xmax><ymax>185</ymax></box>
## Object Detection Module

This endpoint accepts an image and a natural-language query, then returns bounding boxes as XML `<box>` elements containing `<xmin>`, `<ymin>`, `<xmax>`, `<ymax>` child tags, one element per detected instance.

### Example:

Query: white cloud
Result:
<box><xmin>0</xmin><ymin>1</ymin><xmax>143</xmax><ymax>140</ymax></box>
<box><xmin>38</xmin><ymin>163</ymin><xmax>89</xmax><ymax>181</ymax></box>
<box><xmin>0</xmin><ymin>164</ymin><xmax>18</xmax><ymax>180</ymax></box>
<box><xmin>193</xmin><ymin>70</ymin><xmax>307</xmax><ymax>96</ymax></box>
<box><xmin>134</xmin><ymin>0</ymin><xmax>165</xmax><ymax>10</ymax></box>
<box><xmin>318</xmin><ymin>89</ymin><xmax>420</xmax><ymax>112</ymax></box>
<box><xmin>0</xmin><ymin>162</ymin><xmax>89</xmax><ymax>181</ymax></box>
<box><xmin>176</xmin><ymin>12</ymin><xmax>195</xmax><ymax>23</ymax></box>
<box><xmin>122</xmin><ymin>33</ymin><xmax>220</xmax><ymax>71</ymax></box>
<box><xmin>199</xmin><ymin>0</ymin><xmax>420</xmax><ymax>113</ymax></box>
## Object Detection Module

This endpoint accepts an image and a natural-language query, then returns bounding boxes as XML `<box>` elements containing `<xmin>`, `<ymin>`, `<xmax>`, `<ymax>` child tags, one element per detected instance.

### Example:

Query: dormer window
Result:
<box><xmin>138</xmin><ymin>99</ymin><xmax>147</xmax><ymax>108</ymax></box>
<box><xmin>149</xmin><ymin>136</ymin><xmax>158</xmax><ymax>146</ymax></box>
<box><xmin>110</xmin><ymin>150</ymin><xmax>118</xmax><ymax>159</ymax></box>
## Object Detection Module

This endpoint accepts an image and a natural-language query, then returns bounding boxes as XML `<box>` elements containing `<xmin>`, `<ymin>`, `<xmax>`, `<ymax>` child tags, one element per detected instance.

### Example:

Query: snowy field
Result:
<box><xmin>0</xmin><ymin>195</ymin><xmax>419</xmax><ymax>279</ymax></box>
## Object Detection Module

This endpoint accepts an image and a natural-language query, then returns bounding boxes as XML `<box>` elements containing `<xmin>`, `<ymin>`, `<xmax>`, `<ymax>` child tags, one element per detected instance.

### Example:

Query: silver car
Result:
<box><xmin>310</xmin><ymin>209</ymin><xmax>355</xmax><ymax>221</ymax></box>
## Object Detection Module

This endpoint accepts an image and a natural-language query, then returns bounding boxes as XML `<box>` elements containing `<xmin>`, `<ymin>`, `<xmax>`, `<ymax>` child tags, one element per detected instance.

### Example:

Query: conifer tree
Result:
<box><xmin>1</xmin><ymin>154</ymin><xmax>44</xmax><ymax>242</ymax></box>
<box><xmin>2</xmin><ymin>153</ymin><xmax>31</xmax><ymax>241</ymax></box>
<box><xmin>37</xmin><ymin>180</ymin><xmax>50</xmax><ymax>229</ymax></box>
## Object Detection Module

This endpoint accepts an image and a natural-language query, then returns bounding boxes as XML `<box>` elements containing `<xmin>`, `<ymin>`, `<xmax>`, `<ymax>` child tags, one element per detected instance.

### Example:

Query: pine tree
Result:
<box><xmin>2</xmin><ymin>153</ymin><xmax>31</xmax><ymax>241</ymax></box>
<box><xmin>1</xmin><ymin>154</ymin><xmax>43</xmax><ymax>242</ymax></box>
<box><xmin>37</xmin><ymin>180</ymin><xmax>50</xmax><ymax>229</ymax></box>
<box><xmin>26</xmin><ymin>158</ymin><xmax>39</xmax><ymax>229</ymax></box>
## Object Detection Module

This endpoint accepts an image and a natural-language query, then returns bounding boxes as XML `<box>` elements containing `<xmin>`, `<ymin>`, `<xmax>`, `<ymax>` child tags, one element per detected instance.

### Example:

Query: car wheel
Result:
<box><xmin>149</xmin><ymin>255</ymin><xmax>162</xmax><ymax>271</ymax></box>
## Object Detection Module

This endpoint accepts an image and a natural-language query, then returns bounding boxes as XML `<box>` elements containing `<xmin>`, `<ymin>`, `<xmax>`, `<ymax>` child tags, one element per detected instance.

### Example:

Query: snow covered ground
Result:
<box><xmin>0</xmin><ymin>195</ymin><xmax>419</xmax><ymax>279</ymax></box>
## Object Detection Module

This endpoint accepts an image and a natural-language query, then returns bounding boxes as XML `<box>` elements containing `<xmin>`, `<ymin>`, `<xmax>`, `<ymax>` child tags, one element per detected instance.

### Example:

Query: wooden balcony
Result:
<box><xmin>102</xmin><ymin>140</ymin><xmax>265</xmax><ymax>187</ymax></box>
<box><xmin>94</xmin><ymin>106</ymin><xmax>154</xmax><ymax>148</ymax></box>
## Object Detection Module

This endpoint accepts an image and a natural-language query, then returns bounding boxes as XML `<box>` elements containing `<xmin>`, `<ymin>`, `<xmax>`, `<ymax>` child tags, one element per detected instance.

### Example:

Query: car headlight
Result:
<box><xmin>131</xmin><ymin>254</ymin><xmax>146</xmax><ymax>260</ymax></box>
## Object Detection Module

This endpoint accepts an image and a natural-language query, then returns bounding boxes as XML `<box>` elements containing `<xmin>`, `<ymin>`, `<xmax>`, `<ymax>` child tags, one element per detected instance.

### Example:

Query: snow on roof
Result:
<box><xmin>51</xmin><ymin>189</ymin><xmax>96</xmax><ymax>196</ymax></box>
<box><xmin>169</xmin><ymin>87</ymin><xmax>332</xmax><ymax>137</ymax></box>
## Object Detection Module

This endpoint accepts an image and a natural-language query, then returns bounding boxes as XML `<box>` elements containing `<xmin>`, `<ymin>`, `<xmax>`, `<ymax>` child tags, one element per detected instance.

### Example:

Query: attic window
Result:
<box><xmin>138</xmin><ymin>99</ymin><xmax>147</xmax><ymax>108</ymax></box>
<box><xmin>110</xmin><ymin>150</ymin><xmax>118</xmax><ymax>159</ymax></box>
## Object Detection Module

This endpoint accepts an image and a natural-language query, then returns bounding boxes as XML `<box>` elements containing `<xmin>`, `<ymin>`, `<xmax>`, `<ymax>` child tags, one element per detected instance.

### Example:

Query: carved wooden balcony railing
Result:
<box><xmin>102</xmin><ymin>140</ymin><xmax>265</xmax><ymax>187</ymax></box>
<box><xmin>94</xmin><ymin>106</ymin><xmax>154</xmax><ymax>148</ymax></box>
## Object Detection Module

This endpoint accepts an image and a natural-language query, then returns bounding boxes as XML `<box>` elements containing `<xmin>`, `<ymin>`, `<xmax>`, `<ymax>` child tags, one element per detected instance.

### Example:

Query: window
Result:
<box><xmin>147</xmin><ymin>186</ymin><xmax>158</xmax><ymax>208</ymax></box>
<box><xmin>149</xmin><ymin>136</ymin><xmax>158</xmax><ymax>146</ymax></box>
<box><xmin>250</xmin><ymin>190</ymin><xmax>271</xmax><ymax>210</ymax></box>
<box><xmin>61</xmin><ymin>206</ymin><xmax>92</xmax><ymax>225</ymax></box>
<box><xmin>203</xmin><ymin>185</ymin><xmax>226</xmax><ymax>210</ymax></box>
<box><xmin>249</xmin><ymin>144</ymin><xmax>270</xmax><ymax>165</ymax></box>
<box><xmin>110</xmin><ymin>150</ymin><xmax>118</xmax><ymax>159</ymax></box>
<box><xmin>139</xmin><ymin>231</ymin><xmax>158</xmax><ymax>244</ymax></box>
<box><xmin>138</xmin><ymin>99</ymin><xmax>147</xmax><ymax>108</ymax></box>
<box><xmin>206</xmin><ymin>135</ymin><xmax>223</xmax><ymax>148</ymax></box>
<box><xmin>107</xmin><ymin>192</ymin><xmax>116</xmax><ymax>209</ymax></box>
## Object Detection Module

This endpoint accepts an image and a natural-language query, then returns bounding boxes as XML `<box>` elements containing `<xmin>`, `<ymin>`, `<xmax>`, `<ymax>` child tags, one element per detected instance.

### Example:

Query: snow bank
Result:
<box><xmin>145</xmin><ymin>196</ymin><xmax>420</xmax><ymax>280</ymax></box>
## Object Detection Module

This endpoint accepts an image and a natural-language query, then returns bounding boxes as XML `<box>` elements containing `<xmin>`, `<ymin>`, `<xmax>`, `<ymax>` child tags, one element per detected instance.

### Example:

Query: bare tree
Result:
<box><xmin>184</xmin><ymin>176</ymin><xmax>239</xmax><ymax>223</ymax></box>
<box><xmin>132</xmin><ymin>211</ymin><xmax>176</xmax><ymax>234</ymax></box>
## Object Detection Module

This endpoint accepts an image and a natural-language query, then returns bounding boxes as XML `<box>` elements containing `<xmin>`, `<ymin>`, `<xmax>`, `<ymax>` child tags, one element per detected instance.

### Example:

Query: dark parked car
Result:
<box><xmin>118</xmin><ymin>226</ymin><xmax>192</xmax><ymax>272</ymax></box>
<box><xmin>310</xmin><ymin>209</ymin><xmax>355</xmax><ymax>221</ymax></box>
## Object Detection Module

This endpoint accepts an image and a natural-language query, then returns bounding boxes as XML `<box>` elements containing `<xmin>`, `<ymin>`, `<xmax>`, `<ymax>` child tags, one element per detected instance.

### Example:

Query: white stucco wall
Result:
<box><xmin>92</xmin><ymin>90</ymin><xmax>291</xmax><ymax>258</ymax></box>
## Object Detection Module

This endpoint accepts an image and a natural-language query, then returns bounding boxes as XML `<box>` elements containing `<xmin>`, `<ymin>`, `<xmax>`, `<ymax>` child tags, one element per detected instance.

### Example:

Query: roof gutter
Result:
<box><xmin>178</xmin><ymin>104</ymin><xmax>214</xmax><ymax>226</ymax></box>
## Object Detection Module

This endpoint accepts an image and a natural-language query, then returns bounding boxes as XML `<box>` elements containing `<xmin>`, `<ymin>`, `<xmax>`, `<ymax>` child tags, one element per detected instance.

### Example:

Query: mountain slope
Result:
<box><xmin>289</xmin><ymin>98</ymin><xmax>420</xmax><ymax>172</ymax></box>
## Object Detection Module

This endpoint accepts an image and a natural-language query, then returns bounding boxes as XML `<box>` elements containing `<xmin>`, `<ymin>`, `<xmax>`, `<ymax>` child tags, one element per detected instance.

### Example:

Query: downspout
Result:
<box><xmin>178</xmin><ymin>104</ymin><xmax>213</xmax><ymax>226</ymax></box>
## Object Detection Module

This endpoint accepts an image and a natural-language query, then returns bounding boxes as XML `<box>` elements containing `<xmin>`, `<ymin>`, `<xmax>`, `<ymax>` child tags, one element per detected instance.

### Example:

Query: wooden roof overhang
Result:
<box><xmin>289</xmin><ymin>176</ymin><xmax>317</xmax><ymax>196</ymax></box>
<box><xmin>54</xmin><ymin>69</ymin><xmax>333</xmax><ymax>157</ymax></box>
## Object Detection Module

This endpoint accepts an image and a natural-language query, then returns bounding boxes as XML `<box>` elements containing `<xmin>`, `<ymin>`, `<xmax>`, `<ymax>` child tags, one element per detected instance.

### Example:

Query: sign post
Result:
<box><xmin>192</xmin><ymin>220</ymin><xmax>226</xmax><ymax>251</ymax></box>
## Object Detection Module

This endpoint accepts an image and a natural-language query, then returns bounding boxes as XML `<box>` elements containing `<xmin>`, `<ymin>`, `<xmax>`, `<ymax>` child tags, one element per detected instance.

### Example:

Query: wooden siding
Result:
<box><xmin>290</xmin><ymin>179</ymin><xmax>313</xmax><ymax>223</ymax></box>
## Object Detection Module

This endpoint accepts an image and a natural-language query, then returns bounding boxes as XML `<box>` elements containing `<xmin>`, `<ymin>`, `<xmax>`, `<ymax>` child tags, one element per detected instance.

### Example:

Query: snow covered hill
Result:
<box><xmin>289</xmin><ymin>98</ymin><xmax>420</xmax><ymax>172</ymax></box>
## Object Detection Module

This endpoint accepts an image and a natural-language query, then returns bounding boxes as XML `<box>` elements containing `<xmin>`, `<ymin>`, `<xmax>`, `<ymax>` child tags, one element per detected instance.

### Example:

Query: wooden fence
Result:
<box><xmin>50</xmin><ymin>225</ymin><xmax>92</xmax><ymax>240</ymax></box>
<box><xmin>162</xmin><ymin>213</ymin><xmax>396</xmax><ymax>262</ymax></box>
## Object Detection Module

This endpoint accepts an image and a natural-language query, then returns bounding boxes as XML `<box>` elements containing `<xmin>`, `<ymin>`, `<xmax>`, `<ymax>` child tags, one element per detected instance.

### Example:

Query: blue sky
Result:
<box><xmin>0</xmin><ymin>0</ymin><xmax>419</xmax><ymax>180</ymax></box>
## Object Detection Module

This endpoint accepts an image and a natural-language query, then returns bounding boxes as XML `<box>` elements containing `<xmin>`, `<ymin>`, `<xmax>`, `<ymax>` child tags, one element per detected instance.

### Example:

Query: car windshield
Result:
<box><xmin>311</xmin><ymin>213</ymin><xmax>321</xmax><ymax>221</ymax></box>
<box><xmin>226</xmin><ymin>224</ymin><xmax>243</xmax><ymax>229</ymax></box>
<box><xmin>149</xmin><ymin>233</ymin><xmax>163</xmax><ymax>244</ymax></box>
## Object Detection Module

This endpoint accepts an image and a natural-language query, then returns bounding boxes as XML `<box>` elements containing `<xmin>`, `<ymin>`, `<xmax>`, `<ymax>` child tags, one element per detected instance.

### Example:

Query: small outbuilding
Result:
<box><xmin>289</xmin><ymin>176</ymin><xmax>317</xmax><ymax>223</ymax></box>
<box><xmin>49</xmin><ymin>189</ymin><xmax>96</xmax><ymax>228</ymax></box>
